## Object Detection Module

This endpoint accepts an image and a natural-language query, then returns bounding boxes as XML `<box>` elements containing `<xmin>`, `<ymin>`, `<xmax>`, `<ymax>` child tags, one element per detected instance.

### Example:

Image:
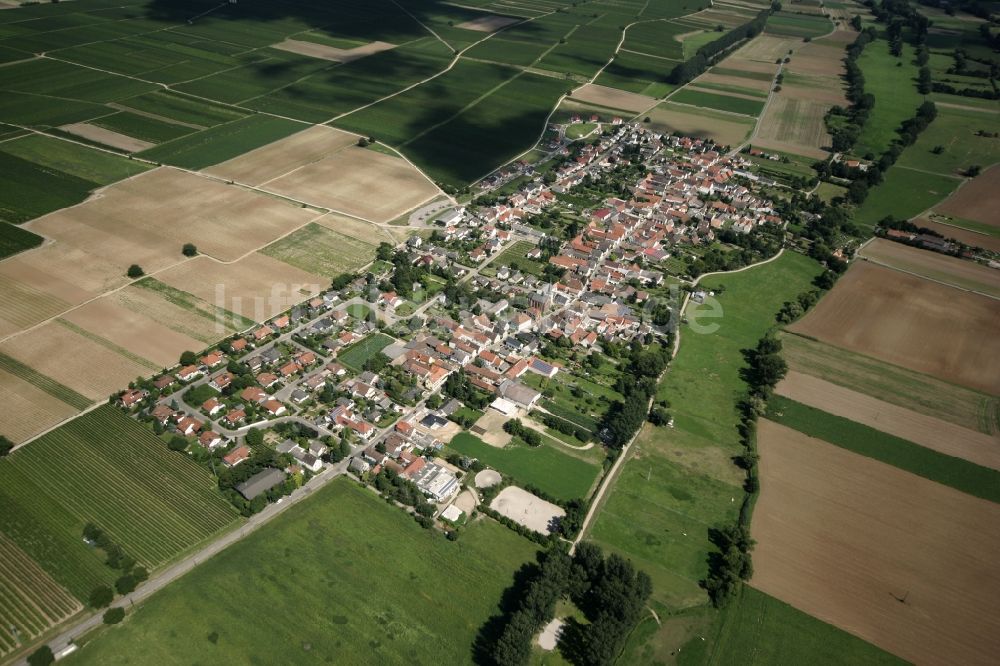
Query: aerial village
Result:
<box><xmin>117</xmin><ymin>121</ymin><xmax>786</xmax><ymax>536</ymax></box>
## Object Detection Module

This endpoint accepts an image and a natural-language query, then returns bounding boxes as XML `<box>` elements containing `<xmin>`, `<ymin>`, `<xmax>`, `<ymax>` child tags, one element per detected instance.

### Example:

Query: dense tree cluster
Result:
<box><xmin>536</xmin><ymin>412</ymin><xmax>591</xmax><ymax>442</ymax></box>
<box><xmin>503</xmin><ymin>419</ymin><xmax>542</xmax><ymax>447</ymax></box>
<box><xmin>667</xmin><ymin>9</ymin><xmax>770</xmax><ymax>85</ymax></box>
<box><xmin>603</xmin><ymin>339</ymin><xmax>671</xmax><ymax>448</ymax></box>
<box><xmin>825</xmin><ymin>27</ymin><xmax>877</xmax><ymax>153</ymax></box>
<box><xmin>689</xmin><ymin>223</ymin><xmax>784</xmax><ymax>277</ymax></box>
<box><xmin>443</xmin><ymin>371</ymin><xmax>492</xmax><ymax>410</ymax></box>
<box><xmin>217</xmin><ymin>448</ymin><xmax>296</xmax><ymax>516</ymax></box>
<box><xmin>372</xmin><ymin>467</ymin><xmax>435</xmax><ymax>524</ymax></box>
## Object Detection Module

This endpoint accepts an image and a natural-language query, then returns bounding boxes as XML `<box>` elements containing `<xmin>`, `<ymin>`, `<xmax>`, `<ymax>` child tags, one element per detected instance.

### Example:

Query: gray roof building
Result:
<box><xmin>235</xmin><ymin>468</ymin><xmax>285</xmax><ymax>500</ymax></box>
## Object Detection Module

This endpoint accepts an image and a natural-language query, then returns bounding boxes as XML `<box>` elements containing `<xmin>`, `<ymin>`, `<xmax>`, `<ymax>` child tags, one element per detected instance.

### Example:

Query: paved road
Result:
<box><xmin>14</xmin><ymin>460</ymin><xmax>352</xmax><ymax>665</ymax></box>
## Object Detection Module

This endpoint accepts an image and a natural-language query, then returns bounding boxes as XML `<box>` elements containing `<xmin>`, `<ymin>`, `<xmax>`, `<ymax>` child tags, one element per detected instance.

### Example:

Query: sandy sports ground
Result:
<box><xmin>646</xmin><ymin>103</ymin><xmax>754</xmax><ymax>148</ymax></box>
<box><xmin>61</xmin><ymin>297</ymin><xmax>204</xmax><ymax>369</ymax></box>
<box><xmin>0</xmin><ymin>321</ymin><xmax>151</xmax><ymax>401</ymax></box>
<box><xmin>776</xmin><ymin>371</ymin><xmax>1000</xmax><ymax>470</ymax></box>
<box><xmin>27</xmin><ymin>167</ymin><xmax>319</xmax><ymax>264</ymax></box>
<box><xmin>59</xmin><ymin>122</ymin><xmax>154</xmax><ymax>152</ymax></box>
<box><xmin>490</xmin><ymin>486</ymin><xmax>565</xmax><ymax>535</ymax></box>
<box><xmin>474</xmin><ymin>469</ymin><xmax>502</xmax><ymax>488</ymax></box>
<box><xmin>572</xmin><ymin>84</ymin><xmax>657</xmax><ymax>113</ymax></box>
<box><xmin>934</xmin><ymin>163</ymin><xmax>1000</xmax><ymax>227</ymax></box>
<box><xmin>272</xmin><ymin>39</ymin><xmax>394</xmax><ymax>63</ymax></box>
<box><xmin>752</xmin><ymin>420</ymin><xmax>1000</xmax><ymax>666</ymax></box>
<box><xmin>155</xmin><ymin>254</ymin><xmax>325</xmax><ymax>322</ymax></box>
<box><xmin>789</xmin><ymin>261</ymin><xmax>1000</xmax><ymax>394</ymax></box>
<box><xmin>207</xmin><ymin>125</ymin><xmax>439</xmax><ymax>222</ymax></box>
<box><xmin>457</xmin><ymin>14</ymin><xmax>520</xmax><ymax>32</ymax></box>
<box><xmin>859</xmin><ymin>237</ymin><xmax>1000</xmax><ymax>297</ymax></box>
<box><xmin>0</xmin><ymin>369</ymin><xmax>79</xmax><ymax>444</ymax></box>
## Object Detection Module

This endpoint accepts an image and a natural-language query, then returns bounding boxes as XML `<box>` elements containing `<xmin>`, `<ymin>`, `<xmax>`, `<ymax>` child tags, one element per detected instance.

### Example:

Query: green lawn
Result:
<box><xmin>675</xmin><ymin>586</ymin><xmax>904</xmax><ymax>665</ymax></box>
<box><xmin>854</xmin><ymin>42</ymin><xmax>925</xmax><ymax>157</ymax></box>
<box><xmin>138</xmin><ymin>115</ymin><xmax>306</xmax><ymax>169</ymax></box>
<box><xmin>493</xmin><ymin>240</ymin><xmax>544</xmax><ymax>276</ymax></box>
<box><xmin>0</xmin><ymin>406</ymin><xmax>238</xmax><ymax>601</ymax></box>
<box><xmin>68</xmin><ymin>479</ymin><xmax>538</xmax><ymax>665</ymax></box>
<box><xmin>448</xmin><ymin>431</ymin><xmax>600</xmax><ymax>501</ymax></box>
<box><xmin>338</xmin><ymin>333</ymin><xmax>395</xmax><ymax>371</ymax></box>
<box><xmin>853</xmin><ymin>165</ymin><xmax>959</xmax><ymax>228</ymax></box>
<box><xmin>896</xmin><ymin>106</ymin><xmax>1000</xmax><ymax>177</ymax></box>
<box><xmin>767</xmin><ymin>396</ymin><xmax>1000</xmax><ymax>503</ymax></box>
<box><xmin>588</xmin><ymin>251</ymin><xmax>822</xmax><ymax>653</ymax></box>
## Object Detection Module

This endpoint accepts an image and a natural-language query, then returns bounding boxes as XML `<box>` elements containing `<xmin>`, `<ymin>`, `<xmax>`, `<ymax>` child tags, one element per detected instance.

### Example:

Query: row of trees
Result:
<box><xmin>666</xmin><ymin>8</ymin><xmax>771</xmax><ymax>85</ymax></box>
<box><xmin>825</xmin><ymin>27</ymin><xmax>877</xmax><ymax>153</ymax></box>
<box><xmin>482</xmin><ymin>543</ymin><xmax>652</xmax><ymax>666</ymax></box>
<box><xmin>603</xmin><ymin>338</ymin><xmax>672</xmax><ymax>448</ymax></box>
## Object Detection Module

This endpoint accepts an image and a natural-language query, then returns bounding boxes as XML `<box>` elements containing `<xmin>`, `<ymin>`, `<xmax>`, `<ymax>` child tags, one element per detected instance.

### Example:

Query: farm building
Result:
<box><xmin>236</xmin><ymin>468</ymin><xmax>286</xmax><ymax>500</ymax></box>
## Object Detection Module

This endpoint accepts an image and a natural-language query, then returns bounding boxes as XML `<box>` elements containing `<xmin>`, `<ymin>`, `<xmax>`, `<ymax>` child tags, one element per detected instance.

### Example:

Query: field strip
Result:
<box><xmin>776</xmin><ymin>371</ymin><xmax>1000</xmax><ymax>470</ymax></box>
<box><xmin>619</xmin><ymin>48</ymin><xmax>678</xmax><ymax>61</ymax></box>
<box><xmin>54</xmin><ymin>319</ymin><xmax>160</xmax><ymax>371</ymax></box>
<box><xmin>107</xmin><ymin>103</ymin><xmax>206</xmax><ymax>130</ymax></box>
<box><xmin>859</xmin><ymin>256</ymin><xmax>1000</xmax><ymax>301</ymax></box>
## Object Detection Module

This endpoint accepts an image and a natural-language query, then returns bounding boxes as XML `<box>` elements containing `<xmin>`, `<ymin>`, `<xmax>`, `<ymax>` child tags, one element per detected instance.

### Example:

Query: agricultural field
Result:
<box><xmin>895</xmin><ymin>106</ymin><xmax>1000</xmax><ymax>178</ymax></box>
<box><xmin>0</xmin><ymin>533</ymin><xmax>82</xmax><ymax>661</ymax></box>
<box><xmin>859</xmin><ymin>237</ymin><xmax>1000</xmax><ymax>297</ymax></box>
<box><xmin>763</xmin><ymin>11</ymin><xmax>832</xmax><ymax>38</ymax></box>
<box><xmin>0</xmin><ymin>406</ymin><xmax>238</xmax><ymax>602</ymax></box>
<box><xmin>447</xmin><ymin>431</ymin><xmax>600</xmax><ymax>502</ymax></box>
<box><xmin>337</xmin><ymin>333</ymin><xmax>396</xmax><ymax>371</ymax></box>
<box><xmin>587</xmin><ymin>252</ymin><xmax>822</xmax><ymax>655</ymax></box>
<box><xmin>596</xmin><ymin>49</ymin><xmax>677</xmax><ymax>97</ymax></box>
<box><xmin>67</xmin><ymin>478</ymin><xmax>537</xmax><ymax>666</ymax></box>
<box><xmin>854</xmin><ymin>42</ymin><xmax>924</xmax><ymax>157</ymax></box>
<box><xmin>790</xmin><ymin>261</ymin><xmax>1000</xmax><ymax>394</ymax></box>
<box><xmin>570</xmin><ymin>84</ymin><xmax>657</xmax><ymax>114</ymax></box>
<box><xmin>261</xmin><ymin>223</ymin><xmax>376</xmax><ymax>278</ymax></box>
<box><xmin>645</xmin><ymin>102</ymin><xmax>756</xmax><ymax>148</ymax></box>
<box><xmin>853</xmin><ymin>165</ymin><xmax>959</xmax><ymax>228</ymax></box>
<box><xmin>0</xmin><ymin>365</ymin><xmax>81</xmax><ymax>446</ymax></box>
<box><xmin>0</xmin><ymin>221</ymin><xmax>42</xmax><ymax>261</ymax></box>
<box><xmin>752</xmin><ymin>420</ymin><xmax>1000</xmax><ymax>666</ymax></box>
<box><xmin>670</xmin><ymin>88</ymin><xmax>766</xmax><ymax>116</ymax></box>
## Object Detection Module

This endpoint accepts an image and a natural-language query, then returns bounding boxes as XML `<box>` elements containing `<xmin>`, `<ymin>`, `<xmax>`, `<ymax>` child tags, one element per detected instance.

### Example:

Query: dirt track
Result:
<box><xmin>790</xmin><ymin>261</ymin><xmax>1000</xmax><ymax>394</ymax></box>
<box><xmin>776</xmin><ymin>371</ymin><xmax>1000</xmax><ymax>470</ymax></box>
<box><xmin>753</xmin><ymin>420</ymin><xmax>1000</xmax><ymax>666</ymax></box>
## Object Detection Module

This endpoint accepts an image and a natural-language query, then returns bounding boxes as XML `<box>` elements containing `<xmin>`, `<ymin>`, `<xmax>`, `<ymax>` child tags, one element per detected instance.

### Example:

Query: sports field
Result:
<box><xmin>68</xmin><ymin>478</ymin><xmax>537</xmax><ymax>665</ymax></box>
<box><xmin>0</xmin><ymin>406</ymin><xmax>238</xmax><ymax>602</ymax></box>
<box><xmin>753</xmin><ymin>420</ymin><xmax>1000</xmax><ymax>666</ymax></box>
<box><xmin>448</xmin><ymin>431</ymin><xmax>601</xmax><ymax>502</ymax></box>
<box><xmin>789</xmin><ymin>261</ymin><xmax>1000</xmax><ymax>394</ymax></box>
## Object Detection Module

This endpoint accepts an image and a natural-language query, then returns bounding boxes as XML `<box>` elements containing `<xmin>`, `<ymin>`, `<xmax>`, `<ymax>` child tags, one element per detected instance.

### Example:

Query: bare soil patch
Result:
<box><xmin>0</xmin><ymin>369</ymin><xmax>79</xmax><ymax>444</ymax></box>
<box><xmin>457</xmin><ymin>14</ymin><xmax>521</xmax><ymax>32</ymax></box>
<box><xmin>0</xmin><ymin>321</ymin><xmax>150</xmax><ymax>401</ymax></box>
<box><xmin>537</xmin><ymin>618</ymin><xmax>564</xmax><ymax>650</ymax></box>
<box><xmin>753</xmin><ymin>420</ymin><xmax>1000</xmax><ymax>666</ymax></box>
<box><xmin>572</xmin><ymin>84</ymin><xmax>658</xmax><ymax>112</ymax></box>
<box><xmin>155</xmin><ymin>254</ymin><xmax>325</xmax><ymax>322</ymax></box>
<box><xmin>272</xmin><ymin>39</ymin><xmax>395</xmax><ymax>63</ymax></box>
<box><xmin>935</xmin><ymin>164</ymin><xmax>1000</xmax><ymax>227</ymax></box>
<box><xmin>776</xmin><ymin>371</ymin><xmax>1000</xmax><ymax>470</ymax></box>
<box><xmin>475</xmin><ymin>409</ymin><xmax>514</xmax><ymax>448</ymax></box>
<box><xmin>490</xmin><ymin>486</ymin><xmax>565</xmax><ymax>535</ymax></box>
<box><xmin>59</xmin><ymin>122</ymin><xmax>154</xmax><ymax>152</ymax></box>
<box><xmin>62</xmin><ymin>298</ymin><xmax>203</xmax><ymax>369</ymax></box>
<box><xmin>789</xmin><ymin>261</ymin><xmax>1000</xmax><ymax>394</ymax></box>
<box><xmin>859</xmin><ymin>237</ymin><xmax>1000</xmax><ymax>297</ymax></box>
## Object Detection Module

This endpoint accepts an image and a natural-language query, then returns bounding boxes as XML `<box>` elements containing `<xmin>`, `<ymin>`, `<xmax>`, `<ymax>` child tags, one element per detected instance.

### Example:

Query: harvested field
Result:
<box><xmin>695</xmin><ymin>71</ymin><xmax>772</xmax><ymax>93</ymax></box>
<box><xmin>314</xmin><ymin>212</ymin><xmax>401</xmax><ymax>246</ymax></box>
<box><xmin>114</xmin><ymin>280</ymin><xmax>250</xmax><ymax>345</ymax></box>
<box><xmin>29</xmin><ymin>168</ymin><xmax>317</xmax><ymax>264</ymax></box>
<box><xmin>935</xmin><ymin>164</ymin><xmax>1000</xmax><ymax>227</ymax></box>
<box><xmin>156</xmin><ymin>254</ymin><xmax>325</xmax><ymax>322</ymax></box>
<box><xmin>776</xmin><ymin>371</ymin><xmax>1000</xmax><ymax>470</ymax></box>
<box><xmin>457</xmin><ymin>14</ymin><xmax>521</xmax><ymax>32</ymax></box>
<box><xmin>731</xmin><ymin>35</ymin><xmax>799</xmax><ymax>63</ymax></box>
<box><xmin>859</xmin><ymin>238</ymin><xmax>1000</xmax><ymax>297</ymax></box>
<box><xmin>205</xmin><ymin>125</ymin><xmax>356</xmax><ymax>185</ymax></box>
<box><xmin>789</xmin><ymin>261</ymin><xmax>1000</xmax><ymax>394</ymax></box>
<box><xmin>0</xmin><ymin>369</ymin><xmax>79</xmax><ymax>444</ymax></box>
<box><xmin>0</xmin><ymin>241</ymin><xmax>125</xmax><ymax>302</ymax></box>
<box><xmin>646</xmin><ymin>102</ymin><xmax>755</xmax><ymax>148</ymax></box>
<box><xmin>58</xmin><ymin>122</ymin><xmax>153</xmax><ymax>152</ymax></box>
<box><xmin>271</xmin><ymin>39</ymin><xmax>395</xmax><ymax>63</ymax></box>
<box><xmin>0</xmin><ymin>321</ymin><xmax>150</xmax><ymax>401</ymax></box>
<box><xmin>489</xmin><ymin>486</ymin><xmax>564</xmax><ymax>535</ymax></box>
<box><xmin>208</xmin><ymin>126</ymin><xmax>438</xmax><ymax>222</ymax></box>
<box><xmin>754</xmin><ymin>96</ymin><xmax>832</xmax><ymax>158</ymax></box>
<box><xmin>571</xmin><ymin>84</ymin><xmax>657</xmax><ymax>112</ymax></box>
<box><xmin>61</xmin><ymin>298</ymin><xmax>203</xmax><ymax>369</ymax></box>
<box><xmin>753</xmin><ymin>420</ymin><xmax>1000</xmax><ymax>666</ymax></box>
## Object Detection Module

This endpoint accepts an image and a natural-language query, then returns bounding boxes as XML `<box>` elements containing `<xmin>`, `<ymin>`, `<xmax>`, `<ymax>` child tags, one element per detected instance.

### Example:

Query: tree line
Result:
<box><xmin>602</xmin><ymin>337</ymin><xmax>672</xmax><ymax>448</ymax></box>
<box><xmin>666</xmin><ymin>8</ymin><xmax>771</xmax><ymax>85</ymax></box>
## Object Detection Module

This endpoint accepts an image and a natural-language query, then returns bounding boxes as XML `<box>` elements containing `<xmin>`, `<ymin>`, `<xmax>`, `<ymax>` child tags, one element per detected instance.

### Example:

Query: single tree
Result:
<box><xmin>89</xmin><ymin>585</ymin><xmax>114</xmax><ymax>608</ymax></box>
<box><xmin>126</xmin><ymin>264</ymin><xmax>144</xmax><ymax>279</ymax></box>
<box><xmin>0</xmin><ymin>434</ymin><xmax>12</xmax><ymax>457</ymax></box>
<box><xmin>182</xmin><ymin>243</ymin><xmax>198</xmax><ymax>257</ymax></box>
<box><xmin>179</xmin><ymin>350</ymin><xmax>197</xmax><ymax>366</ymax></box>
<box><xmin>27</xmin><ymin>646</ymin><xmax>54</xmax><ymax>666</ymax></box>
<box><xmin>103</xmin><ymin>607</ymin><xmax>126</xmax><ymax>625</ymax></box>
